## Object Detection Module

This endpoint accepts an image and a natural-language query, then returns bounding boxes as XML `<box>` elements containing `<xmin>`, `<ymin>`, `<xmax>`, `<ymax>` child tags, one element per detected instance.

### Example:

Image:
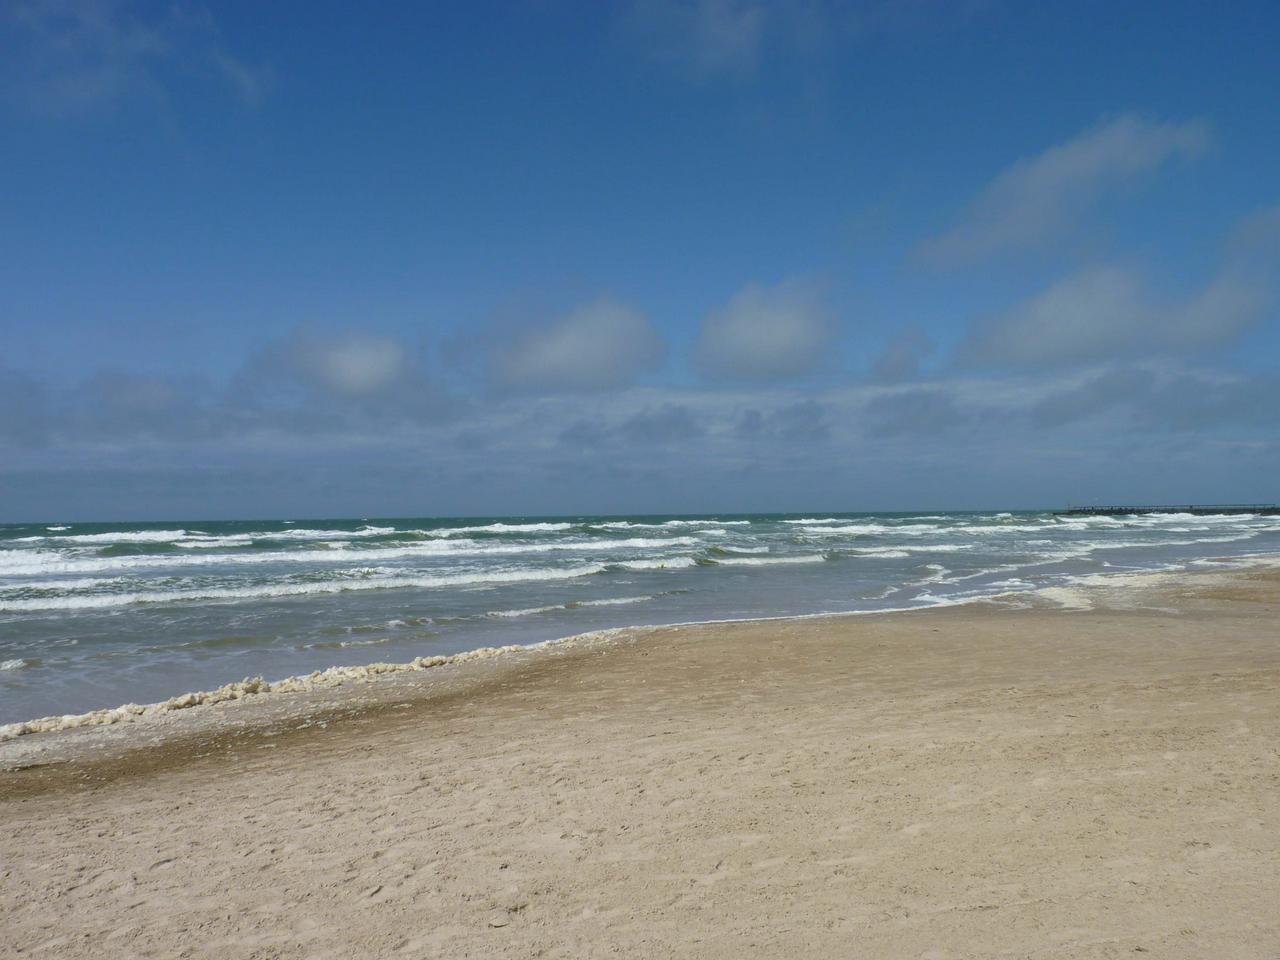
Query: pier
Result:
<box><xmin>1056</xmin><ymin>504</ymin><xmax>1280</xmax><ymax>517</ymax></box>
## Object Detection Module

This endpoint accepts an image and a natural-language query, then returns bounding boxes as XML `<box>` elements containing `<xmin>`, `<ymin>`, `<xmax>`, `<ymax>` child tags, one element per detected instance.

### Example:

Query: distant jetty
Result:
<box><xmin>1056</xmin><ymin>504</ymin><xmax>1280</xmax><ymax>517</ymax></box>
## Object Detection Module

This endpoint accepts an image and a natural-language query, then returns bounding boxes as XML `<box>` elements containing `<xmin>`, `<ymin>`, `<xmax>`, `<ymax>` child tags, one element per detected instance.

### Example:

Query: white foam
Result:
<box><xmin>0</xmin><ymin>576</ymin><xmax>132</xmax><ymax>594</ymax></box>
<box><xmin>300</xmin><ymin>637</ymin><xmax>392</xmax><ymax>650</ymax></box>
<box><xmin>0</xmin><ymin>536</ymin><xmax>702</xmax><ymax>577</ymax></box>
<box><xmin>657</xmin><ymin>519</ymin><xmax>751</xmax><ymax>527</ymax></box>
<box><xmin>486</xmin><ymin>604</ymin><xmax>563</xmax><ymax>618</ymax></box>
<box><xmin>483</xmin><ymin>595</ymin><xmax>656</xmax><ymax>619</ymax></box>
<box><xmin>1</xmin><ymin>659</ymin><xmax>28</xmax><ymax>671</ymax></box>
<box><xmin>589</xmin><ymin>519</ymin><xmax>750</xmax><ymax>531</ymax></box>
<box><xmin>0</xmin><ymin>629</ymin><xmax>629</xmax><ymax>742</ymax></box>
<box><xmin>573</xmin><ymin>595</ymin><xmax>656</xmax><ymax>607</ymax></box>
<box><xmin>239</xmin><ymin>525</ymin><xmax>398</xmax><ymax>541</ymax></box>
<box><xmin>430</xmin><ymin>522</ymin><xmax>575</xmax><ymax>536</ymax></box>
<box><xmin>850</xmin><ymin>544</ymin><xmax>972</xmax><ymax>556</ymax></box>
<box><xmin>613</xmin><ymin>557</ymin><xmax>698</xmax><ymax>571</ymax></box>
<box><xmin>0</xmin><ymin>563</ymin><xmax>608</xmax><ymax>612</ymax></box>
<box><xmin>911</xmin><ymin>564</ymin><xmax>951</xmax><ymax>585</ymax></box>
<box><xmin>800</xmin><ymin>523</ymin><xmax>894</xmax><ymax>535</ymax></box>
<box><xmin>942</xmin><ymin>523</ymin><xmax>1055</xmax><ymax>534</ymax></box>
<box><xmin>711</xmin><ymin>554</ymin><xmax>827</xmax><ymax>566</ymax></box>
<box><xmin>48</xmin><ymin>529</ymin><xmax>197</xmax><ymax>544</ymax></box>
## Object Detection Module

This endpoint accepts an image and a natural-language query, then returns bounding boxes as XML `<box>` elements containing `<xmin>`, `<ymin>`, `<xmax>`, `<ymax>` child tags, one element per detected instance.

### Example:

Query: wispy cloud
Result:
<box><xmin>624</xmin><ymin>0</ymin><xmax>981</xmax><ymax>83</ymax></box>
<box><xmin>921</xmin><ymin>114</ymin><xmax>1211</xmax><ymax>265</ymax></box>
<box><xmin>2</xmin><ymin>0</ymin><xmax>266</xmax><ymax>114</ymax></box>
<box><xmin>695</xmin><ymin>278</ymin><xmax>835</xmax><ymax>381</ymax></box>
<box><xmin>626</xmin><ymin>0</ymin><xmax>767</xmax><ymax>79</ymax></box>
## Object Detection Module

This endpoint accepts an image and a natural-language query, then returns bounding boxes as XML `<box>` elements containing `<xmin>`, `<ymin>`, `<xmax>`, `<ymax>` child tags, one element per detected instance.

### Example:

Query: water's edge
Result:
<box><xmin>5</xmin><ymin>555</ymin><xmax>1274</xmax><ymax>745</ymax></box>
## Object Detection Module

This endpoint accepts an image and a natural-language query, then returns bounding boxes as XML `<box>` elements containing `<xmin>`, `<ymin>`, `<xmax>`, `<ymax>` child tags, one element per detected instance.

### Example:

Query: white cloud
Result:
<box><xmin>922</xmin><ymin>114</ymin><xmax>1210</xmax><ymax>264</ymax></box>
<box><xmin>958</xmin><ymin>266</ymin><xmax>1149</xmax><ymax>367</ymax></box>
<box><xmin>956</xmin><ymin>259</ymin><xmax>1271</xmax><ymax>369</ymax></box>
<box><xmin>695</xmin><ymin>279</ymin><xmax>835</xmax><ymax>381</ymax></box>
<box><xmin>491</xmin><ymin>299</ymin><xmax>665</xmax><ymax>392</ymax></box>
<box><xmin>292</xmin><ymin>333</ymin><xmax>410</xmax><ymax>396</ymax></box>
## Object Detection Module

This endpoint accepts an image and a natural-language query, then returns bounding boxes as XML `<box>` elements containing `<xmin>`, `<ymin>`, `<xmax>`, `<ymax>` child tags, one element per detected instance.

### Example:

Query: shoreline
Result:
<box><xmin>2</xmin><ymin>562</ymin><xmax>1277</xmax><ymax>956</ymax></box>
<box><xmin>2</xmin><ymin>555</ymin><xmax>1277</xmax><ymax>757</ymax></box>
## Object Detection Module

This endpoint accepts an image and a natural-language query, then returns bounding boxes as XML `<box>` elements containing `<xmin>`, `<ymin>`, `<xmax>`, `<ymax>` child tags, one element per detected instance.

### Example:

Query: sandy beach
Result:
<box><xmin>2</xmin><ymin>566</ymin><xmax>1277</xmax><ymax>958</ymax></box>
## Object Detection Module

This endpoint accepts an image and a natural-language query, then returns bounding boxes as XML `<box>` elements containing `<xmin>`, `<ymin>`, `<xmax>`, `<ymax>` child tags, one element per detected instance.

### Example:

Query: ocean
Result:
<box><xmin>2</xmin><ymin>510</ymin><xmax>1278</xmax><ymax>724</ymax></box>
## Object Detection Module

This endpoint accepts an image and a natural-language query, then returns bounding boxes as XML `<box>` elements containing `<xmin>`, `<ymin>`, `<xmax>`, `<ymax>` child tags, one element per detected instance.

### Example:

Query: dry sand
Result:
<box><xmin>2</xmin><ymin>567</ymin><xmax>1278</xmax><ymax>958</ymax></box>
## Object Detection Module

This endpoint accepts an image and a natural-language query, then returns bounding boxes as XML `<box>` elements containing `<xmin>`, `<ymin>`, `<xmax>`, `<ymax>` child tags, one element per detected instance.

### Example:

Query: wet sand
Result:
<box><xmin>2</xmin><ymin>567</ymin><xmax>1278</xmax><ymax>958</ymax></box>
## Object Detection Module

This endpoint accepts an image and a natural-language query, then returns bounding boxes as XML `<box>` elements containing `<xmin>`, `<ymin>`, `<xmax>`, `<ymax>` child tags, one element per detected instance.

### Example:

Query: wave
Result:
<box><xmin>849</xmin><ymin>544</ymin><xmax>973</xmax><ymax>556</ymax></box>
<box><xmin>587</xmin><ymin>519</ymin><xmax>750</xmax><ymax>531</ymax></box>
<box><xmin>705</xmin><ymin>545</ymin><xmax>770</xmax><ymax>556</ymax></box>
<box><xmin>937</xmin><ymin>523</ymin><xmax>1059</xmax><ymax>535</ymax></box>
<box><xmin>910</xmin><ymin>563</ymin><xmax>951</xmax><ymax>585</ymax></box>
<box><xmin>21</xmin><ymin>525</ymin><xmax>403</xmax><ymax>547</ymax></box>
<box><xmin>239</xmin><ymin>525</ymin><xmax>398</xmax><ymax>541</ymax></box>
<box><xmin>0</xmin><ymin>536</ymin><xmax>704</xmax><ymax>577</ymax></box>
<box><xmin>0</xmin><ymin>563</ymin><xmax>608</xmax><ymax>612</ymax></box>
<box><xmin>656</xmin><ymin>519</ymin><xmax>750</xmax><ymax>528</ymax></box>
<box><xmin>707</xmin><ymin>554</ymin><xmax>828</xmax><ymax>566</ymax></box>
<box><xmin>799</xmin><ymin>523</ymin><xmax>898</xmax><ymax>536</ymax></box>
<box><xmin>176</xmin><ymin>538</ymin><xmax>255</xmax><ymax>549</ymax></box>
<box><xmin>0</xmin><ymin>576</ymin><xmax>134</xmax><ymax>594</ymax></box>
<box><xmin>430</xmin><ymin>522</ymin><xmax>576</xmax><ymax>536</ymax></box>
<box><xmin>610</xmin><ymin>557</ymin><xmax>698</xmax><ymax>571</ymax></box>
<box><xmin>300</xmin><ymin>637</ymin><xmax>394</xmax><ymax>651</ymax></box>
<box><xmin>23</xmin><ymin>528</ymin><xmax>198</xmax><ymax>544</ymax></box>
<box><xmin>484</xmin><ymin>595</ymin><xmax>657</xmax><ymax>620</ymax></box>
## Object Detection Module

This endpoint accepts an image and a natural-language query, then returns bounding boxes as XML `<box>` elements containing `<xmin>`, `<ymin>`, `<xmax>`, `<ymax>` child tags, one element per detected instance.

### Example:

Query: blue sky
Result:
<box><xmin>2</xmin><ymin>0</ymin><xmax>1278</xmax><ymax>520</ymax></box>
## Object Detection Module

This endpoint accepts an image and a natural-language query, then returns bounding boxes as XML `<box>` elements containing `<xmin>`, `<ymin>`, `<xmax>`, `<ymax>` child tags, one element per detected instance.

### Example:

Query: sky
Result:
<box><xmin>2</xmin><ymin>0</ymin><xmax>1279</xmax><ymax>521</ymax></box>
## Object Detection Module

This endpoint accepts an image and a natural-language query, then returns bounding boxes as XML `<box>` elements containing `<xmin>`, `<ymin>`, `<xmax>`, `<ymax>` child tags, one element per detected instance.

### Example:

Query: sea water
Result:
<box><xmin>2</xmin><ymin>510</ymin><xmax>1278</xmax><ymax>723</ymax></box>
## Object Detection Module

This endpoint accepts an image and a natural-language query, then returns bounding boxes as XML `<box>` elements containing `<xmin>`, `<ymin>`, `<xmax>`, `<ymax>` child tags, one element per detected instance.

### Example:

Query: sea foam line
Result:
<box><xmin>0</xmin><ymin>563</ymin><xmax>609</xmax><ymax>612</ymax></box>
<box><xmin>0</xmin><ymin>536</ymin><xmax>703</xmax><ymax>577</ymax></box>
<box><xmin>0</xmin><ymin>628</ymin><xmax>631</xmax><ymax>742</ymax></box>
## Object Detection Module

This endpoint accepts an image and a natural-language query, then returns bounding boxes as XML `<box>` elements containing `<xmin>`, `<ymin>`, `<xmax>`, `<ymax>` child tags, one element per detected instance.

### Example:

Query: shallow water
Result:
<box><xmin>2</xmin><ymin>510</ymin><xmax>1278</xmax><ymax>722</ymax></box>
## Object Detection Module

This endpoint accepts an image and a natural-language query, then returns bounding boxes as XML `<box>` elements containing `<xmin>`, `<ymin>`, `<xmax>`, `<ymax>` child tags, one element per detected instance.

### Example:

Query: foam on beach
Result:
<box><xmin>0</xmin><ymin>628</ymin><xmax>627</xmax><ymax>743</ymax></box>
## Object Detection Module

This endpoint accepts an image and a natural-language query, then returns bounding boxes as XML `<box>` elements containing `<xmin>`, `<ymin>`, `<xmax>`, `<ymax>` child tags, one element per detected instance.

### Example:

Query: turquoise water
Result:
<box><xmin>2</xmin><ymin>510</ymin><xmax>1278</xmax><ymax>722</ymax></box>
